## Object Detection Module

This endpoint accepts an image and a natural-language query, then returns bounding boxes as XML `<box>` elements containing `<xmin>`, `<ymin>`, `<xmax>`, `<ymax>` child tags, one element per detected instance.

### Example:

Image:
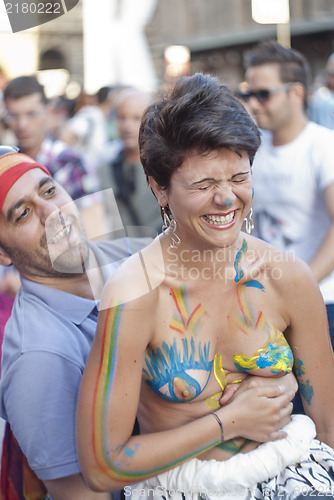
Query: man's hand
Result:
<box><xmin>219</xmin><ymin>372</ymin><xmax>298</xmax><ymax>406</ymax></box>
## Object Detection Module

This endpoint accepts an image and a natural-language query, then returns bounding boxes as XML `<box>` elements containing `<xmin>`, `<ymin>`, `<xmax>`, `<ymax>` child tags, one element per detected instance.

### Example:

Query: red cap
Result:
<box><xmin>0</xmin><ymin>152</ymin><xmax>51</xmax><ymax>215</ymax></box>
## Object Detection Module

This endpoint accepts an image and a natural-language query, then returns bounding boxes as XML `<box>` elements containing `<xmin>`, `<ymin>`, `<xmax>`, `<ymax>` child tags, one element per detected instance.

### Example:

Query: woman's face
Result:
<box><xmin>160</xmin><ymin>148</ymin><xmax>253</xmax><ymax>250</ymax></box>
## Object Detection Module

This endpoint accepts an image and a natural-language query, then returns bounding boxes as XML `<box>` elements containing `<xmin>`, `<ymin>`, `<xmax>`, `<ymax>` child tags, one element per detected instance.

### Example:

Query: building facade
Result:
<box><xmin>4</xmin><ymin>0</ymin><xmax>333</xmax><ymax>94</ymax></box>
<box><xmin>146</xmin><ymin>0</ymin><xmax>334</xmax><ymax>91</ymax></box>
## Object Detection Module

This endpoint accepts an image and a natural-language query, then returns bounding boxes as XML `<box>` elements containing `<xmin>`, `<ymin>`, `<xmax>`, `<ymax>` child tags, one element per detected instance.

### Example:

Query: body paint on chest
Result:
<box><xmin>205</xmin><ymin>353</ymin><xmax>229</xmax><ymax>410</ymax></box>
<box><xmin>233</xmin><ymin>279</ymin><xmax>293</xmax><ymax>375</ymax></box>
<box><xmin>234</xmin><ymin>238</ymin><xmax>248</xmax><ymax>282</ymax></box>
<box><xmin>234</xmin><ymin>326</ymin><xmax>293</xmax><ymax>374</ymax></box>
<box><xmin>144</xmin><ymin>337</ymin><xmax>213</xmax><ymax>402</ymax></box>
<box><xmin>169</xmin><ymin>284</ymin><xmax>205</xmax><ymax>335</ymax></box>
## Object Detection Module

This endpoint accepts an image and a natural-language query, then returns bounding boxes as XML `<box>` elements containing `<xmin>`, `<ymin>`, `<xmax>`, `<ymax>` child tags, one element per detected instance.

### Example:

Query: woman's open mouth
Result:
<box><xmin>202</xmin><ymin>211</ymin><xmax>235</xmax><ymax>226</ymax></box>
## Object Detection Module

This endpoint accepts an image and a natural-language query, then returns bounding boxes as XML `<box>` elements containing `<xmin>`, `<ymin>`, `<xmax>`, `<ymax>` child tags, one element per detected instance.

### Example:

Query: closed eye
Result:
<box><xmin>231</xmin><ymin>172</ymin><xmax>250</xmax><ymax>183</ymax></box>
<box><xmin>232</xmin><ymin>177</ymin><xmax>248</xmax><ymax>183</ymax></box>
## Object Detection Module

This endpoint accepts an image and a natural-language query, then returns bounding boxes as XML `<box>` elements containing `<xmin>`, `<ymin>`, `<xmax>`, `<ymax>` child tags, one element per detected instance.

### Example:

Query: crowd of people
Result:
<box><xmin>0</xmin><ymin>40</ymin><xmax>333</xmax><ymax>500</ymax></box>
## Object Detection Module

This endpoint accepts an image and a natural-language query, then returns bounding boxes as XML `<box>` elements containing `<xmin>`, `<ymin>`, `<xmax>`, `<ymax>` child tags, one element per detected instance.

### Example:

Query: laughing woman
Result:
<box><xmin>77</xmin><ymin>74</ymin><xmax>334</xmax><ymax>499</ymax></box>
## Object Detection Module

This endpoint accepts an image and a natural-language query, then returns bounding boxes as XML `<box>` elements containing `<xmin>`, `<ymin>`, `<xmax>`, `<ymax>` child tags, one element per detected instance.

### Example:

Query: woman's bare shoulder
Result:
<box><xmin>244</xmin><ymin>234</ymin><xmax>318</xmax><ymax>290</ymax></box>
<box><xmin>244</xmin><ymin>234</ymin><xmax>292</xmax><ymax>261</ymax></box>
<box><xmin>99</xmin><ymin>237</ymin><xmax>165</xmax><ymax>310</ymax></box>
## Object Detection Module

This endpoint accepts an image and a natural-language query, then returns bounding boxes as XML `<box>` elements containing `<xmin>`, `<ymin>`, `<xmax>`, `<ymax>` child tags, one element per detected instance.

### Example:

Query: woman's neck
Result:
<box><xmin>162</xmin><ymin>234</ymin><xmax>245</xmax><ymax>283</ymax></box>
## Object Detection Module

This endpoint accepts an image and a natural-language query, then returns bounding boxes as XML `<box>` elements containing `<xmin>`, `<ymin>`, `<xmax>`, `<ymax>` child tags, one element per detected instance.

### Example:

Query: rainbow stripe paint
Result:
<box><xmin>92</xmin><ymin>304</ymin><xmax>218</xmax><ymax>482</ymax></box>
<box><xmin>169</xmin><ymin>284</ymin><xmax>205</xmax><ymax>334</ymax></box>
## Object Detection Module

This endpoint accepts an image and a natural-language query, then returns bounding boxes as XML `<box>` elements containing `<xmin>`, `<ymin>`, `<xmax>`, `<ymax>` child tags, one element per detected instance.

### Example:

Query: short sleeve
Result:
<box><xmin>311</xmin><ymin>126</ymin><xmax>334</xmax><ymax>191</ymax></box>
<box><xmin>66</xmin><ymin>113</ymin><xmax>91</xmax><ymax>142</ymax></box>
<box><xmin>2</xmin><ymin>351</ymin><xmax>82</xmax><ymax>480</ymax></box>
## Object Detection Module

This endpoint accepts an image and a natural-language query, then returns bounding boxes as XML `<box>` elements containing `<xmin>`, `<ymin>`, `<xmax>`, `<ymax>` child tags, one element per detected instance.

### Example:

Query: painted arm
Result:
<box><xmin>76</xmin><ymin>290</ymin><xmax>294</xmax><ymax>492</ymax></box>
<box><xmin>308</xmin><ymin>181</ymin><xmax>334</xmax><ymax>282</ymax></box>
<box><xmin>283</xmin><ymin>256</ymin><xmax>334</xmax><ymax>447</ymax></box>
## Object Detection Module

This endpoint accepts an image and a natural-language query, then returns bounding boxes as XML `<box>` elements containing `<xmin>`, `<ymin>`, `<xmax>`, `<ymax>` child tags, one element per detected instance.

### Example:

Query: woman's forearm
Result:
<box><xmin>79</xmin><ymin>385</ymin><xmax>294</xmax><ymax>492</ymax></box>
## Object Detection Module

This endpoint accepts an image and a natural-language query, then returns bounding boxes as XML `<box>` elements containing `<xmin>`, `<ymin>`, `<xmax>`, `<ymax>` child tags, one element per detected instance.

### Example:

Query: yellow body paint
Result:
<box><xmin>234</xmin><ymin>327</ymin><xmax>293</xmax><ymax>374</ymax></box>
<box><xmin>205</xmin><ymin>353</ymin><xmax>228</xmax><ymax>410</ymax></box>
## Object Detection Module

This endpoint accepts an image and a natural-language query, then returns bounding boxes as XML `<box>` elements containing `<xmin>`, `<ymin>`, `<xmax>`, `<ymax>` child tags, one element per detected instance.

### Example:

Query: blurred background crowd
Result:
<box><xmin>0</xmin><ymin>0</ymin><xmax>333</xmax><ymax>238</ymax></box>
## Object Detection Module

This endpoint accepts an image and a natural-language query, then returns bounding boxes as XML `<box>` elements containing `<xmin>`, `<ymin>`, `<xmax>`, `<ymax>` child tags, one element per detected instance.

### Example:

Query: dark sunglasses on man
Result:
<box><xmin>236</xmin><ymin>82</ymin><xmax>295</xmax><ymax>104</ymax></box>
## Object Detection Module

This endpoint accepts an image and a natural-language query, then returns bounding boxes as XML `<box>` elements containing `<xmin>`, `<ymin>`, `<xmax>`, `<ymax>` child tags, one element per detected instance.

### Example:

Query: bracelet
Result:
<box><xmin>211</xmin><ymin>411</ymin><xmax>224</xmax><ymax>442</ymax></box>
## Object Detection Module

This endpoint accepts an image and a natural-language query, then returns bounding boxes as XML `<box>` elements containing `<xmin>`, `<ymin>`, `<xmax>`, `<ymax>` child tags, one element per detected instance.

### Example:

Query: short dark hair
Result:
<box><xmin>4</xmin><ymin>75</ymin><xmax>48</xmax><ymax>104</ymax></box>
<box><xmin>139</xmin><ymin>73</ymin><xmax>261</xmax><ymax>190</ymax></box>
<box><xmin>244</xmin><ymin>40</ymin><xmax>310</xmax><ymax>107</ymax></box>
<box><xmin>96</xmin><ymin>86</ymin><xmax>111</xmax><ymax>104</ymax></box>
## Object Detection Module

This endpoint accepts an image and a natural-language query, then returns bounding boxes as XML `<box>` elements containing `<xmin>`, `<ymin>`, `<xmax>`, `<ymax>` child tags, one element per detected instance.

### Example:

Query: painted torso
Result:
<box><xmin>142</xmin><ymin>280</ymin><xmax>293</xmax><ymax>408</ymax></box>
<box><xmin>136</xmin><ymin>238</ymin><xmax>293</xmax><ymax>444</ymax></box>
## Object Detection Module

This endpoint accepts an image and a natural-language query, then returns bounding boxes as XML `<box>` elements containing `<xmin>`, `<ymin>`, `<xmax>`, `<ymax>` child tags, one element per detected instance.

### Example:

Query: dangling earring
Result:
<box><xmin>244</xmin><ymin>208</ymin><xmax>254</xmax><ymax>234</ymax></box>
<box><xmin>161</xmin><ymin>206</ymin><xmax>181</xmax><ymax>249</ymax></box>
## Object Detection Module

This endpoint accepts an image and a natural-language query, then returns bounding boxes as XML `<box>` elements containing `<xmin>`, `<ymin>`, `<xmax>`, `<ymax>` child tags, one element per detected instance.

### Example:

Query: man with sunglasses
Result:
<box><xmin>240</xmin><ymin>40</ymin><xmax>334</xmax><ymax>349</ymax></box>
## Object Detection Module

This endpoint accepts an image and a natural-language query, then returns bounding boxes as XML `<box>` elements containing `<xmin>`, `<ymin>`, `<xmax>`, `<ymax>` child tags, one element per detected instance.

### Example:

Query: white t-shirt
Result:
<box><xmin>252</xmin><ymin>121</ymin><xmax>334</xmax><ymax>303</ymax></box>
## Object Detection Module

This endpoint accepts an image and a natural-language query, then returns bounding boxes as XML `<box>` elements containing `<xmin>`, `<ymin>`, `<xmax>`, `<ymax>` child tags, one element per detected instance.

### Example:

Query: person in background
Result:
<box><xmin>47</xmin><ymin>95</ymin><xmax>77</xmax><ymax>141</ymax></box>
<box><xmin>59</xmin><ymin>86</ymin><xmax>118</xmax><ymax>170</ymax></box>
<box><xmin>98</xmin><ymin>88</ymin><xmax>161</xmax><ymax>235</ymax></box>
<box><xmin>0</xmin><ymin>66</ymin><xmax>15</xmax><ymax>146</ymax></box>
<box><xmin>3</xmin><ymin>75</ymin><xmax>106</xmax><ymax>241</ymax></box>
<box><xmin>238</xmin><ymin>40</ymin><xmax>334</xmax><ymax>349</ymax></box>
<box><xmin>76</xmin><ymin>73</ymin><xmax>334</xmax><ymax>499</ymax></box>
<box><xmin>308</xmin><ymin>52</ymin><xmax>334</xmax><ymax>129</ymax></box>
<box><xmin>0</xmin><ymin>146</ymin><xmax>151</xmax><ymax>499</ymax></box>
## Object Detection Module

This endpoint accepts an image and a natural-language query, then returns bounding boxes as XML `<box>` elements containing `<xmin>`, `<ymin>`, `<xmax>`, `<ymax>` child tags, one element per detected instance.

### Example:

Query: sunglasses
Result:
<box><xmin>0</xmin><ymin>145</ymin><xmax>19</xmax><ymax>157</ymax></box>
<box><xmin>236</xmin><ymin>82</ymin><xmax>295</xmax><ymax>104</ymax></box>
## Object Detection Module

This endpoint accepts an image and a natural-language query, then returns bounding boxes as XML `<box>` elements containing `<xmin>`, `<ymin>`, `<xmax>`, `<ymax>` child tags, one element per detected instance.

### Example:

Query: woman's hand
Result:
<box><xmin>220</xmin><ymin>384</ymin><xmax>295</xmax><ymax>443</ymax></box>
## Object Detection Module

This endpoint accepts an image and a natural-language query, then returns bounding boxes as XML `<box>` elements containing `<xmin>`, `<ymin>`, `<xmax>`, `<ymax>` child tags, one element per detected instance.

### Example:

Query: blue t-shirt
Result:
<box><xmin>0</xmin><ymin>237</ymin><xmax>150</xmax><ymax>480</ymax></box>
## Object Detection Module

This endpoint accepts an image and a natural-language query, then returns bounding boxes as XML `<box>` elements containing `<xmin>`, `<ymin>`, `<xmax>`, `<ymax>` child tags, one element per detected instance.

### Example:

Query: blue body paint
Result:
<box><xmin>244</xmin><ymin>280</ymin><xmax>265</xmax><ymax>292</ymax></box>
<box><xmin>143</xmin><ymin>337</ymin><xmax>213</xmax><ymax>402</ymax></box>
<box><xmin>125</xmin><ymin>447</ymin><xmax>136</xmax><ymax>457</ymax></box>
<box><xmin>299</xmin><ymin>380</ymin><xmax>314</xmax><ymax>405</ymax></box>
<box><xmin>295</xmin><ymin>359</ymin><xmax>306</xmax><ymax>376</ymax></box>
<box><xmin>234</xmin><ymin>239</ymin><xmax>248</xmax><ymax>282</ymax></box>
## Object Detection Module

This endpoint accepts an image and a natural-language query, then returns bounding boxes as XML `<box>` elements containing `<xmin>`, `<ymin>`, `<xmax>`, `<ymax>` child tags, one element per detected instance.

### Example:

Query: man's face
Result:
<box><xmin>245</xmin><ymin>63</ymin><xmax>294</xmax><ymax>133</ymax></box>
<box><xmin>116</xmin><ymin>94</ymin><xmax>150</xmax><ymax>153</ymax></box>
<box><xmin>0</xmin><ymin>168</ymin><xmax>89</xmax><ymax>281</ymax></box>
<box><xmin>5</xmin><ymin>93</ymin><xmax>48</xmax><ymax>152</ymax></box>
